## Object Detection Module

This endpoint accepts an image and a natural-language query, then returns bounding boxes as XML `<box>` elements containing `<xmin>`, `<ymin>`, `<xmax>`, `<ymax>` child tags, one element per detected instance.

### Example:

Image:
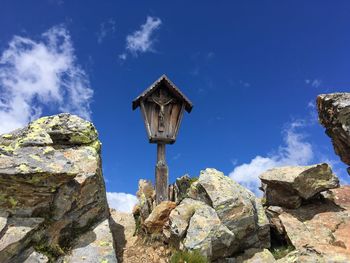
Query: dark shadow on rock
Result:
<box><xmin>109</xmin><ymin>215</ymin><xmax>126</xmax><ymax>262</ymax></box>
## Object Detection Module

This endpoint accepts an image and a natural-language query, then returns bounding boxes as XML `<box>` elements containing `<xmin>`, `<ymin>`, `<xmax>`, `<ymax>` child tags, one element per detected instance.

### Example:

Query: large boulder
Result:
<box><xmin>267</xmin><ymin>186</ymin><xmax>350</xmax><ymax>262</ymax></box>
<box><xmin>183</xmin><ymin>200</ymin><xmax>235</xmax><ymax>260</ymax></box>
<box><xmin>164</xmin><ymin>169</ymin><xmax>270</xmax><ymax>261</ymax></box>
<box><xmin>195</xmin><ymin>169</ymin><xmax>270</xmax><ymax>250</ymax></box>
<box><xmin>0</xmin><ymin>114</ymin><xmax>117</xmax><ymax>263</ymax></box>
<box><xmin>317</xmin><ymin>93</ymin><xmax>350</xmax><ymax>175</ymax></box>
<box><xmin>260</xmin><ymin>163</ymin><xmax>339</xmax><ymax>208</ymax></box>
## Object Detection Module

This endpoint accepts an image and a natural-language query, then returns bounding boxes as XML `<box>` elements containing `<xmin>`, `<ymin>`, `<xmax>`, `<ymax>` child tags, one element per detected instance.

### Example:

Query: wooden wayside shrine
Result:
<box><xmin>133</xmin><ymin>75</ymin><xmax>193</xmax><ymax>204</ymax></box>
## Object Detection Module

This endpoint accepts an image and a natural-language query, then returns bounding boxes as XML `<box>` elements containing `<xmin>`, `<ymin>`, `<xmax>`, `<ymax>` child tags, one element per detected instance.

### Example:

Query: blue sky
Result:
<box><xmin>0</xmin><ymin>1</ymin><xmax>349</xmax><ymax>211</ymax></box>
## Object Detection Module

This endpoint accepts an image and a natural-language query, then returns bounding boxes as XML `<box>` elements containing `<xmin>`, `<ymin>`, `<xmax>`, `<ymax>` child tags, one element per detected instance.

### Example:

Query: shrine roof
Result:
<box><xmin>132</xmin><ymin>75</ymin><xmax>193</xmax><ymax>113</ymax></box>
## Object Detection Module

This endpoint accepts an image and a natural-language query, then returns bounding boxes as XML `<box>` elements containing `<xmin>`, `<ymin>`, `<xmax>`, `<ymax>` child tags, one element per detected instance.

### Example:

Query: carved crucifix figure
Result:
<box><xmin>151</xmin><ymin>89</ymin><xmax>173</xmax><ymax>132</ymax></box>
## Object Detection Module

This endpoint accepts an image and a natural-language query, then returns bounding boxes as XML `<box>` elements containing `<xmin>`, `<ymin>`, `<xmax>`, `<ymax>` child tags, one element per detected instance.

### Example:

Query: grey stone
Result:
<box><xmin>260</xmin><ymin>163</ymin><xmax>339</xmax><ymax>208</ymax></box>
<box><xmin>61</xmin><ymin>219</ymin><xmax>118</xmax><ymax>263</ymax></box>
<box><xmin>183</xmin><ymin>202</ymin><xmax>235</xmax><ymax>261</ymax></box>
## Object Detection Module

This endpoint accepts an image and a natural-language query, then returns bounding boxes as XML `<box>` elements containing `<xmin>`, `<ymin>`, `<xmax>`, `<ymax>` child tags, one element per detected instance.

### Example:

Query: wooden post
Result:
<box><xmin>155</xmin><ymin>143</ymin><xmax>168</xmax><ymax>204</ymax></box>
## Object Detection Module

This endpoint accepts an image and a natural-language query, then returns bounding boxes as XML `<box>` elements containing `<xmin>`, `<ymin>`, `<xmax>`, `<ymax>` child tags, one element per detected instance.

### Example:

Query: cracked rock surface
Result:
<box><xmin>0</xmin><ymin>113</ymin><xmax>117</xmax><ymax>263</ymax></box>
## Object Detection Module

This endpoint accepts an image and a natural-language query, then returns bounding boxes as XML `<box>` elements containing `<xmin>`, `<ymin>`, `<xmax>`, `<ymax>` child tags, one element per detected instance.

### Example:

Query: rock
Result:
<box><xmin>136</xmin><ymin>179</ymin><xmax>155</xmax><ymax>223</ymax></box>
<box><xmin>317</xmin><ymin>93</ymin><xmax>350</xmax><ymax>174</ymax></box>
<box><xmin>172</xmin><ymin>174</ymin><xmax>192</xmax><ymax>203</ymax></box>
<box><xmin>110</xmin><ymin>210</ymin><xmax>136</xmax><ymax>260</ymax></box>
<box><xmin>23</xmin><ymin>250</ymin><xmax>49</xmax><ymax>263</ymax></box>
<box><xmin>164</xmin><ymin>198</ymin><xmax>204</xmax><ymax>243</ymax></box>
<box><xmin>0</xmin><ymin>211</ymin><xmax>8</xmax><ymax>233</ymax></box>
<box><xmin>143</xmin><ymin>201</ymin><xmax>176</xmax><ymax>233</ymax></box>
<box><xmin>269</xmin><ymin>186</ymin><xmax>350</xmax><ymax>262</ymax></box>
<box><xmin>61</xmin><ymin>219</ymin><xmax>118</xmax><ymax>263</ymax></box>
<box><xmin>183</xmin><ymin>201</ymin><xmax>235</xmax><ymax>261</ymax></box>
<box><xmin>260</xmin><ymin>163</ymin><xmax>339</xmax><ymax>208</ymax></box>
<box><xmin>195</xmin><ymin>169</ymin><xmax>270</xmax><ymax>250</ymax></box>
<box><xmin>0</xmin><ymin>217</ymin><xmax>44</xmax><ymax>262</ymax></box>
<box><xmin>0</xmin><ymin>114</ymin><xmax>111</xmax><ymax>262</ymax></box>
<box><xmin>166</xmin><ymin>168</ymin><xmax>270</xmax><ymax>260</ymax></box>
<box><xmin>276</xmin><ymin>248</ymin><xmax>350</xmax><ymax>263</ymax></box>
<box><xmin>216</xmin><ymin>248</ymin><xmax>276</xmax><ymax>263</ymax></box>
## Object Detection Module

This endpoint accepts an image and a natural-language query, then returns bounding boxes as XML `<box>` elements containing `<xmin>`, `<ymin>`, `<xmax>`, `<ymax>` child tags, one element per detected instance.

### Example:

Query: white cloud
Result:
<box><xmin>0</xmin><ymin>25</ymin><xmax>93</xmax><ymax>134</ymax></box>
<box><xmin>107</xmin><ymin>192</ymin><xmax>138</xmax><ymax>213</ymax></box>
<box><xmin>121</xmin><ymin>16</ymin><xmax>162</xmax><ymax>59</ymax></box>
<box><xmin>229</xmin><ymin>121</ymin><xmax>314</xmax><ymax>195</ymax></box>
<box><xmin>305</xmin><ymin>79</ymin><xmax>322</xmax><ymax>88</ymax></box>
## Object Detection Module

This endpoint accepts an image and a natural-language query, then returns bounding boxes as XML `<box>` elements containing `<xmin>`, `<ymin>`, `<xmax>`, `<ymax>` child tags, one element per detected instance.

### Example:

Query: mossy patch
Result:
<box><xmin>270</xmin><ymin>245</ymin><xmax>295</xmax><ymax>259</ymax></box>
<box><xmin>34</xmin><ymin>242</ymin><xmax>65</xmax><ymax>263</ymax></box>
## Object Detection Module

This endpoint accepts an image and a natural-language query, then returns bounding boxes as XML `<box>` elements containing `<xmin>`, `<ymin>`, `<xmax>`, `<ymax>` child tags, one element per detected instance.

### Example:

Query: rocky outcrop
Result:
<box><xmin>260</xmin><ymin>163</ymin><xmax>339</xmax><ymax>208</ymax></box>
<box><xmin>157</xmin><ymin>169</ymin><xmax>270</xmax><ymax>261</ymax></box>
<box><xmin>266</xmin><ymin>184</ymin><xmax>350</xmax><ymax>262</ymax></box>
<box><xmin>0</xmin><ymin>114</ymin><xmax>117</xmax><ymax>263</ymax></box>
<box><xmin>317</xmin><ymin>93</ymin><xmax>350</xmax><ymax>175</ymax></box>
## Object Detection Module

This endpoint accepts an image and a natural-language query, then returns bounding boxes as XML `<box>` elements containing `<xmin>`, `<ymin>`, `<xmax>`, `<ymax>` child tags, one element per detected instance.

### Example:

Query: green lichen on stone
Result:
<box><xmin>216</xmin><ymin>204</ymin><xmax>225</xmax><ymax>210</ymax></box>
<box><xmin>99</xmin><ymin>241</ymin><xmax>111</xmax><ymax>247</ymax></box>
<box><xmin>270</xmin><ymin>245</ymin><xmax>295</xmax><ymax>259</ymax></box>
<box><xmin>2</xmin><ymin>134</ymin><xmax>13</xmax><ymax>139</ymax></box>
<box><xmin>43</xmin><ymin>146</ymin><xmax>54</xmax><ymax>155</ymax></box>
<box><xmin>19</xmin><ymin>163</ymin><xmax>30</xmax><ymax>173</ymax></box>
<box><xmin>34</xmin><ymin>242</ymin><xmax>65</xmax><ymax>263</ymax></box>
<box><xmin>100</xmin><ymin>259</ymin><xmax>108</xmax><ymax>263</ymax></box>
<box><xmin>9</xmin><ymin>196</ymin><xmax>18</xmax><ymax>207</ymax></box>
<box><xmin>70</xmin><ymin>133</ymin><xmax>92</xmax><ymax>144</ymax></box>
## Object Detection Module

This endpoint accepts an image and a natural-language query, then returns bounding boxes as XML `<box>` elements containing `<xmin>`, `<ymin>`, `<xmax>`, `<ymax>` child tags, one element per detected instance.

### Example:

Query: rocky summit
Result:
<box><xmin>0</xmin><ymin>92</ymin><xmax>350</xmax><ymax>263</ymax></box>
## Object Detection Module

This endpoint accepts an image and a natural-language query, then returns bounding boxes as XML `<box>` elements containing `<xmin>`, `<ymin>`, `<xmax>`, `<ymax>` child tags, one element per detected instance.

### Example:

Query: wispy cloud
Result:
<box><xmin>305</xmin><ymin>79</ymin><xmax>322</xmax><ymax>88</ymax></box>
<box><xmin>120</xmin><ymin>16</ymin><xmax>162</xmax><ymax>60</ymax></box>
<box><xmin>97</xmin><ymin>19</ymin><xmax>116</xmax><ymax>44</ymax></box>
<box><xmin>0</xmin><ymin>25</ymin><xmax>93</xmax><ymax>134</ymax></box>
<box><xmin>107</xmin><ymin>192</ymin><xmax>138</xmax><ymax>213</ymax></box>
<box><xmin>229</xmin><ymin>120</ymin><xmax>314</xmax><ymax>195</ymax></box>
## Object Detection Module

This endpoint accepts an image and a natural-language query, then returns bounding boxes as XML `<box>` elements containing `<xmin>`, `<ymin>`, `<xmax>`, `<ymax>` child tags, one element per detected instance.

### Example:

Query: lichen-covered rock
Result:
<box><xmin>194</xmin><ymin>169</ymin><xmax>270</xmax><ymax>251</ymax></box>
<box><xmin>168</xmin><ymin>174</ymin><xmax>192</xmax><ymax>203</ymax></box>
<box><xmin>143</xmin><ymin>201</ymin><xmax>176</xmax><ymax>233</ymax></box>
<box><xmin>166</xmin><ymin>169</ymin><xmax>270</xmax><ymax>261</ymax></box>
<box><xmin>135</xmin><ymin>179</ymin><xmax>155</xmax><ymax>224</ymax></box>
<box><xmin>0</xmin><ymin>114</ymin><xmax>111</xmax><ymax>262</ymax></box>
<box><xmin>317</xmin><ymin>93</ymin><xmax>350</xmax><ymax>174</ymax></box>
<box><xmin>183</xmin><ymin>201</ymin><xmax>236</xmax><ymax>261</ymax></box>
<box><xmin>268</xmin><ymin>186</ymin><xmax>350</xmax><ymax>262</ymax></box>
<box><xmin>164</xmin><ymin>198</ymin><xmax>204</xmax><ymax>243</ymax></box>
<box><xmin>260</xmin><ymin>163</ymin><xmax>339</xmax><ymax>208</ymax></box>
<box><xmin>61</xmin><ymin>219</ymin><xmax>117</xmax><ymax>263</ymax></box>
<box><xmin>216</xmin><ymin>248</ymin><xmax>276</xmax><ymax>263</ymax></box>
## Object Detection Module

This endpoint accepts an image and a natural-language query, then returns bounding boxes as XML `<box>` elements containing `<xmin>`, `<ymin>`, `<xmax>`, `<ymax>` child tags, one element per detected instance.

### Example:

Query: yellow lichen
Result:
<box><xmin>2</xmin><ymin>134</ymin><xmax>13</xmax><ymax>139</ymax></box>
<box><xmin>99</xmin><ymin>241</ymin><xmax>111</xmax><ymax>247</ymax></box>
<box><xmin>30</xmin><ymin>154</ymin><xmax>42</xmax><ymax>162</ymax></box>
<box><xmin>19</xmin><ymin>163</ymin><xmax>30</xmax><ymax>173</ymax></box>
<box><xmin>9</xmin><ymin>196</ymin><xmax>18</xmax><ymax>207</ymax></box>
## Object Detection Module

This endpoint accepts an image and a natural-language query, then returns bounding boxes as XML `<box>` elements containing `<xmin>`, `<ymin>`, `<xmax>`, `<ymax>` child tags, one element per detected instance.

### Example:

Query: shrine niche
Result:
<box><xmin>132</xmin><ymin>75</ymin><xmax>193</xmax><ymax>144</ymax></box>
